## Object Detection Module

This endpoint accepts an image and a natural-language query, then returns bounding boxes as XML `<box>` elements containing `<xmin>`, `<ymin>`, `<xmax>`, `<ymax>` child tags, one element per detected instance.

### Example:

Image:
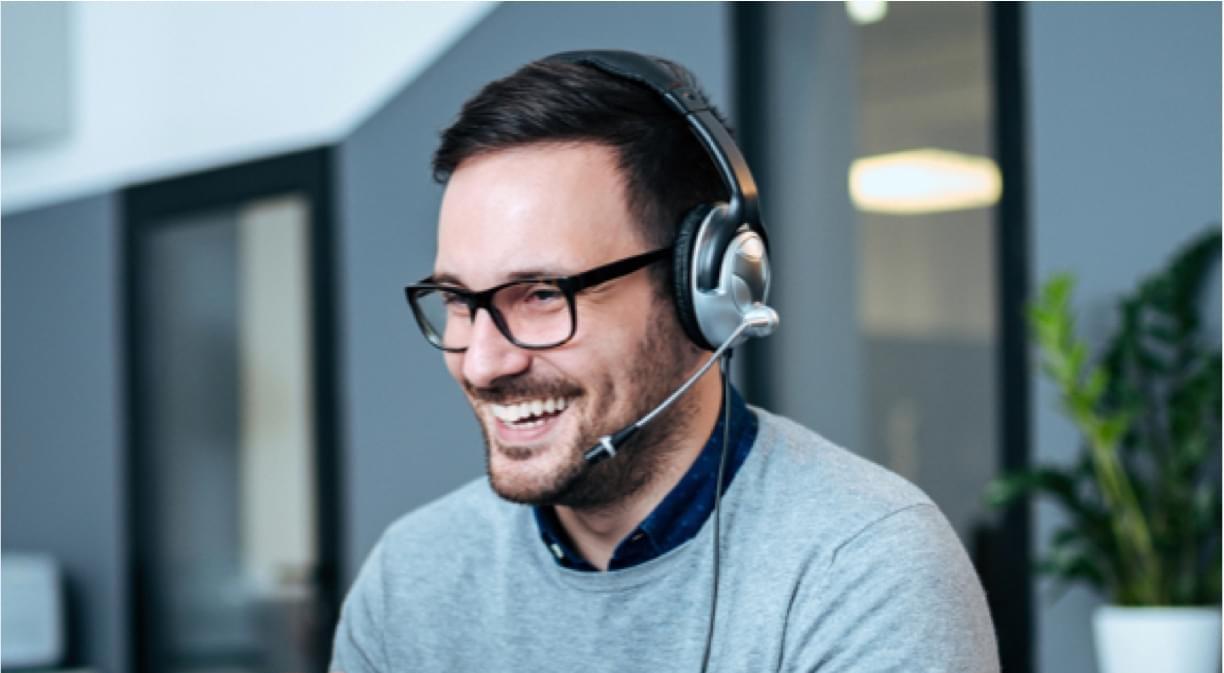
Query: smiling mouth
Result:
<box><xmin>489</xmin><ymin>396</ymin><xmax>574</xmax><ymax>429</ymax></box>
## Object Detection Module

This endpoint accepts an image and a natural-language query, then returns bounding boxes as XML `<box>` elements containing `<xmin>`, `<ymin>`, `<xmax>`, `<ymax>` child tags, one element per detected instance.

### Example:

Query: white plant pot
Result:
<box><xmin>1094</xmin><ymin>605</ymin><xmax>1221</xmax><ymax>673</ymax></box>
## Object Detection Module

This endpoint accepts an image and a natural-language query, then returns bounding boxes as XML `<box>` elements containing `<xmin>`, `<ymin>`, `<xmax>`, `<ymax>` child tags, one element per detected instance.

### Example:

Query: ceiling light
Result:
<box><xmin>845</xmin><ymin>0</ymin><xmax>888</xmax><ymax>25</ymax></box>
<box><xmin>849</xmin><ymin>148</ymin><xmax>1002</xmax><ymax>215</ymax></box>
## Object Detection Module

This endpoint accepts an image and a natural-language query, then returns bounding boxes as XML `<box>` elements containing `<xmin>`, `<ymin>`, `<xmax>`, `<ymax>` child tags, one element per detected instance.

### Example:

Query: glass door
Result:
<box><xmin>126</xmin><ymin>150</ymin><xmax>339</xmax><ymax>673</ymax></box>
<box><xmin>732</xmin><ymin>3</ymin><xmax>1031</xmax><ymax>669</ymax></box>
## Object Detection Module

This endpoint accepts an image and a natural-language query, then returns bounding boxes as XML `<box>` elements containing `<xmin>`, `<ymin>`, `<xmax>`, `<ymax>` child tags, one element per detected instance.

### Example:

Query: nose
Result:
<box><xmin>461</xmin><ymin>309</ymin><xmax>531</xmax><ymax>389</ymax></box>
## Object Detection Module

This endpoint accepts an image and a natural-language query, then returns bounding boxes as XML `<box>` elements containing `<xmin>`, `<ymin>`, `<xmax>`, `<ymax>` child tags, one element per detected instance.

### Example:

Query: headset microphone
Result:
<box><xmin>583</xmin><ymin>304</ymin><xmax>778</xmax><ymax>465</ymax></box>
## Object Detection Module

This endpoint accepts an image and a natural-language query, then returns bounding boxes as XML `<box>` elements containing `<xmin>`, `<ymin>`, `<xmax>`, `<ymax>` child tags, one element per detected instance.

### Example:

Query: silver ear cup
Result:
<box><xmin>688</xmin><ymin>216</ymin><xmax>771</xmax><ymax>348</ymax></box>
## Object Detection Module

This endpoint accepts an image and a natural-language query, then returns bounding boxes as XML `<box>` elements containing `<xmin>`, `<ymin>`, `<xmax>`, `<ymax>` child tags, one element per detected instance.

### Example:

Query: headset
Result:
<box><xmin>546</xmin><ymin>50</ymin><xmax>773</xmax><ymax>353</ymax></box>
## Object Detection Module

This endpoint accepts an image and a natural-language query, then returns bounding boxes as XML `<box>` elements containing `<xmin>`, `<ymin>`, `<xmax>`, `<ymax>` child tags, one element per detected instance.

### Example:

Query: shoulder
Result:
<box><xmin>746</xmin><ymin>405</ymin><xmax>979</xmax><ymax>585</ymax></box>
<box><xmin>376</xmin><ymin>476</ymin><xmax>518</xmax><ymax>567</ymax></box>
<box><xmin>332</xmin><ymin>479</ymin><xmax>517</xmax><ymax>671</ymax></box>
<box><xmin>783</xmin><ymin>501</ymin><xmax>1000</xmax><ymax>671</ymax></box>
<box><xmin>341</xmin><ymin>476</ymin><xmax>528</xmax><ymax>620</ymax></box>
<box><xmin>747</xmin><ymin>411</ymin><xmax>999</xmax><ymax>670</ymax></box>
<box><xmin>745</xmin><ymin>407</ymin><xmax>936</xmax><ymax>537</ymax></box>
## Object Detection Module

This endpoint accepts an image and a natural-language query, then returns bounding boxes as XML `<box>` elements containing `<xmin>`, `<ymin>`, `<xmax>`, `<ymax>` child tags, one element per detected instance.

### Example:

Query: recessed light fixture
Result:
<box><xmin>845</xmin><ymin>0</ymin><xmax>888</xmax><ymax>25</ymax></box>
<box><xmin>848</xmin><ymin>148</ymin><xmax>1002</xmax><ymax>215</ymax></box>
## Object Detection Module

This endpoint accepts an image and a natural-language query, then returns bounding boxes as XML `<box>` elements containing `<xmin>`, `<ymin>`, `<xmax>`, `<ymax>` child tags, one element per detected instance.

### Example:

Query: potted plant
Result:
<box><xmin>987</xmin><ymin>229</ymin><xmax>1222</xmax><ymax>673</ymax></box>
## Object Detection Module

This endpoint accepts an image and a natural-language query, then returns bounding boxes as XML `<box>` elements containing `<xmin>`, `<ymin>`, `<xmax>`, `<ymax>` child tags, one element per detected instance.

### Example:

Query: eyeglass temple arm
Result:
<box><xmin>568</xmin><ymin>247</ymin><xmax>672</xmax><ymax>292</ymax></box>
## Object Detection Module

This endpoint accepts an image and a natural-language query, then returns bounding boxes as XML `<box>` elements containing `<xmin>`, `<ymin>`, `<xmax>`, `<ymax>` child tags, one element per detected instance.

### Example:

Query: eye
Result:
<box><xmin>526</xmin><ymin>286</ymin><xmax>563</xmax><ymax>304</ymax></box>
<box><xmin>439</xmin><ymin>290</ymin><xmax>471</xmax><ymax>315</ymax></box>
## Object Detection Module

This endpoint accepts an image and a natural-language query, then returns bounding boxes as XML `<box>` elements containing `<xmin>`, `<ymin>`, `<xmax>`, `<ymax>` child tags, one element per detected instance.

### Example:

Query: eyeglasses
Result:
<box><xmin>405</xmin><ymin>247</ymin><xmax>671</xmax><ymax>352</ymax></box>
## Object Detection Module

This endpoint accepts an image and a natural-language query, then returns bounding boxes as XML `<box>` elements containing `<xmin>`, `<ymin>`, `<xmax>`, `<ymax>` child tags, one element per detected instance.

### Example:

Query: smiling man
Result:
<box><xmin>330</xmin><ymin>52</ymin><xmax>999</xmax><ymax>673</ymax></box>
<box><xmin>429</xmin><ymin>143</ymin><xmax>713</xmax><ymax>526</ymax></box>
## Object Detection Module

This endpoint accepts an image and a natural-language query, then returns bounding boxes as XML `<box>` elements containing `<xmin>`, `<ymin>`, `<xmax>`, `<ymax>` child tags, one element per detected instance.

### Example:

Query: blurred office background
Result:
<box><xmin>1</xmin><ymin>2</ymin><xmax>1219</xmax><ymax>673</ymax></box>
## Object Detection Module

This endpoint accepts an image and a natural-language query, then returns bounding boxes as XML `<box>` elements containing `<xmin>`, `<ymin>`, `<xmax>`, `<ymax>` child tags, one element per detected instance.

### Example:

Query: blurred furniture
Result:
<box><xmin>1</xmin><ymin>553</ymin><xmax>65</xmax><ymax>669</ymax></box>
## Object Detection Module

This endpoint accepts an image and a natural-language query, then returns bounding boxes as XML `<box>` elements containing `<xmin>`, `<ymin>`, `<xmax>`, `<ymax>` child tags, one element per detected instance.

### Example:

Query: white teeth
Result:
<box><xmin>489</xmin><ymin>397</ymin><xmax>572</xmax><ymax>423</ymax></box>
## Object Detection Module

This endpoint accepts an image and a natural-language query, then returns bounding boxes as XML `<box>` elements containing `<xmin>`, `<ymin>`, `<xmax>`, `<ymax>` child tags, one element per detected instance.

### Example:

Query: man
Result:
<box><xmin>331</xmin><ymin>52</ymin><xmax>999</xmax><ymax>672</ymax></box>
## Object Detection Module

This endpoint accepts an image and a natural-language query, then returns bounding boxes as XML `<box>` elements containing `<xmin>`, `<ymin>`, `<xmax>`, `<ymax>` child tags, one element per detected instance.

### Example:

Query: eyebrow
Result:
<box><xmin>428</xmin><ymin>272</ymin><xmax>465</xmax><ymax>287</ymax></box>
<box><xmin>429</xmin><ymin>266</ymin><xmax>574</xmax><ymax>289</ymax></box>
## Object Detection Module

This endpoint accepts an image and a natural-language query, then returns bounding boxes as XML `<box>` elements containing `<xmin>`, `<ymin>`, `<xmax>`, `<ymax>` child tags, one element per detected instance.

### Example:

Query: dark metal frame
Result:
<box><xmin>988</xmin><ymin>4</ymin><xmax>1034</xmax><ymax>672</ymax></box>
<box><xmin>731</xmin><ymin>2</ymin><xmax>774</xmax><ymax>408</ymax></box>
<box><xmin>122</xmin><ymin>147</ymin><xmax>343</xmax><ymax>673</ymax></box>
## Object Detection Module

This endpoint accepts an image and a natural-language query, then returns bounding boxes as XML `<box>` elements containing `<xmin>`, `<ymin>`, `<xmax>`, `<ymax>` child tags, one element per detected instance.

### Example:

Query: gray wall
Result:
<box><xmin>336</xmin><ymin>2</ymin><xmax>733</xmax><ymax>582</ymax></box>
<box><xmin>1025</xmin><ymin>4</ymin><xmax>1222</xmax><ymax>673</ymax></box>
<box><xmin>1</xmin><ymin>194</ymin><xmax>128</xmax><ymax>673</ymax></box>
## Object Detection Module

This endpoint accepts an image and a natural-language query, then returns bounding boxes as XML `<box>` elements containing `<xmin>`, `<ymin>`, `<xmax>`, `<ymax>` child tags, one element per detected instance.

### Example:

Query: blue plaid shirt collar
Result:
<box><xmin>533</xmin><ymin>385</ymin><xmax>758</xmax><ymax>571</ymax></box>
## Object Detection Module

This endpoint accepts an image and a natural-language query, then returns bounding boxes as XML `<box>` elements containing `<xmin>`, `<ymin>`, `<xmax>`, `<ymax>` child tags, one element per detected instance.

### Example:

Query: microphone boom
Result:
<box><xmin>582</xmin><ymin>305</ymin><xmax>777</xmax><ymax>464</ymax></box>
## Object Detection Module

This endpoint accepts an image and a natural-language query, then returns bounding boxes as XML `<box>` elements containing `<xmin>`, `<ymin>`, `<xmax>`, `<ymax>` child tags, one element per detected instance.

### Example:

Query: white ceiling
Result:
<box><xmin>1</xmin><ymin>2</ymin><xmax>496</xmax><ymax>215</ymax></box>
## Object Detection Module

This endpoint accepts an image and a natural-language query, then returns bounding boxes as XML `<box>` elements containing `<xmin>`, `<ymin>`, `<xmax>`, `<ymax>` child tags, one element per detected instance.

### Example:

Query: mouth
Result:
<box><xmin>488</xmin><ymin>396</ymin><xmax>575</xmax><ymax>444</ymax></box>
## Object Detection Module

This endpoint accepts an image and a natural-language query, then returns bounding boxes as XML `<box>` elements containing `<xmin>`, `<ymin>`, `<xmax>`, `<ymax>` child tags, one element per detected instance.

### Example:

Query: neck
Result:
<box><xmin>554</xmin><ymin>364</ymin><xmax>724</xmax><ymax>571</ymax></box>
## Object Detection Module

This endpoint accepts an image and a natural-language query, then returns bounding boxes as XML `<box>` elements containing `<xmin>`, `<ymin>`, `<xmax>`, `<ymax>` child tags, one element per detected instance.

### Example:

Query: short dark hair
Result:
<box><xmin>432</xmin><ymin>57</ymin><xmax>730</xmax><ymax>252</ymax></box>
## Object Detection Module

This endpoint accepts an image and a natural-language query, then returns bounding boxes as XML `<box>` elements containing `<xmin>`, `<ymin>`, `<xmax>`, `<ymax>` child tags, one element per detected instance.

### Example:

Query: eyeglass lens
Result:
<box><xmin>414</xmin><ymin>281</ymin><xmax>573</xmax><ymax>350</ymax></box>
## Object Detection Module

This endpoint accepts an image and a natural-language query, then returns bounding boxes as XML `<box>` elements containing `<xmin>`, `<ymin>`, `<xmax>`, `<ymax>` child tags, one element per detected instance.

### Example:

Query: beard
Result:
<box><xmin>466</xmin><ymin>307</ymin><xmax>701</xmax><ymax>511</ymax></box>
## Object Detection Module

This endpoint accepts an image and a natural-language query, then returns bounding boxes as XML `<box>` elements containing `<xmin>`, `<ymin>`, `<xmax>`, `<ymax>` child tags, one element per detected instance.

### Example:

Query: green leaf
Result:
<box><xmin>1036</xmin><ymin>545</ymin><xmax>1108</xmax><ymax>597</ymax></box>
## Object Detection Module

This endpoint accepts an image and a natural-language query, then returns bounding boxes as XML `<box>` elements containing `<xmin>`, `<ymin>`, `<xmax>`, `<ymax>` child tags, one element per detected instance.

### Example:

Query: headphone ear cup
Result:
<box><xmin>671</xmin><ymin>204</ymin><xmax>716</xmax><ymax>350</ymax></box>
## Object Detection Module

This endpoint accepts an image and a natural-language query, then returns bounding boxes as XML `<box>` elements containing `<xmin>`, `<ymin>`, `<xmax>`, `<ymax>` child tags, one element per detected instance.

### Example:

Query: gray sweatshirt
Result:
<box><xmin>330</xmin><ymin>409</ymin><xmax>1000</xmax><ymax>672</ymax></box>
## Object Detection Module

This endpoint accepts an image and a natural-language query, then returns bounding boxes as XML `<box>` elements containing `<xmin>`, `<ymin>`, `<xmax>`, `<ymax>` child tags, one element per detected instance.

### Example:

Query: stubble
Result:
<box><xmin>471</xmin><ymin>306</ymin><xmax>701</xmax><ymax>511</ymax></box>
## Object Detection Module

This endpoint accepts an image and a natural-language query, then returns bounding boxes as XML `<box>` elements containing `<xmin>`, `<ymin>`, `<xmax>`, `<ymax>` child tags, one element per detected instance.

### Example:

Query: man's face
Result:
<box><xmin>434</xmin><ymin>142</ymin><xmax>700</xmax><ymax>509</ymax></box>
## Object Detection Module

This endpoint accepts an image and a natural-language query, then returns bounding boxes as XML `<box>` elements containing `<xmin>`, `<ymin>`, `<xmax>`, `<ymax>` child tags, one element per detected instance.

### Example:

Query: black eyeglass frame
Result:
<box><xmin>404</xmin><ymin>247</ymin><xmax>672</xmax><ymax>353</ymax></box>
